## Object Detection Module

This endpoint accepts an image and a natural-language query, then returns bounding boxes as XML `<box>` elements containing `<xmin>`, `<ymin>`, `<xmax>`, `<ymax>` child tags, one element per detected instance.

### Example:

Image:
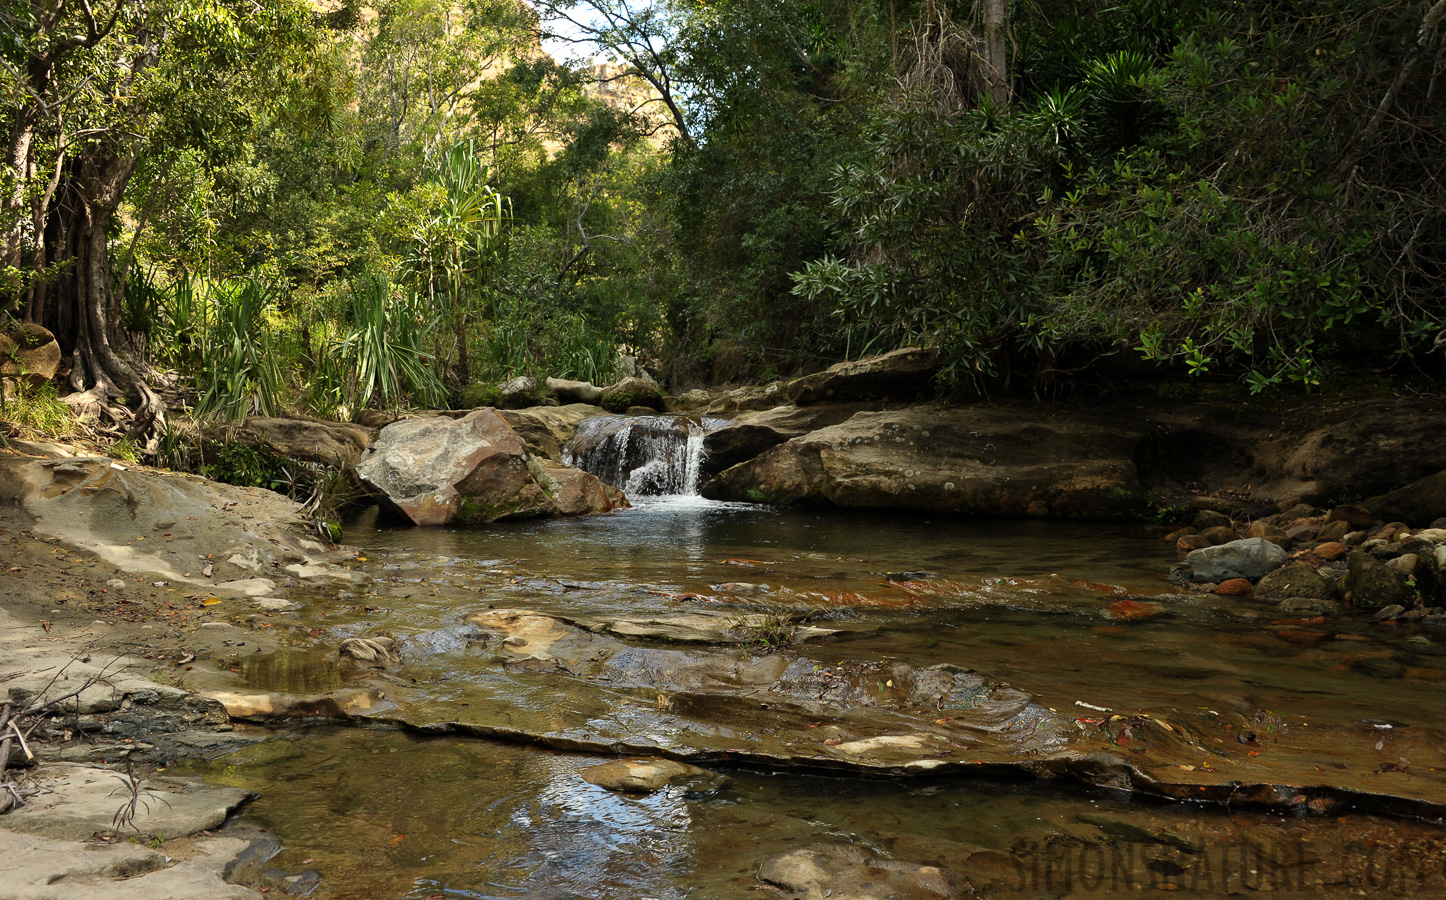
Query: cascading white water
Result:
<box><xmin>565</xmin><ymin>415</ymin><xmax>729</xmax><ymax>497</ymax></box>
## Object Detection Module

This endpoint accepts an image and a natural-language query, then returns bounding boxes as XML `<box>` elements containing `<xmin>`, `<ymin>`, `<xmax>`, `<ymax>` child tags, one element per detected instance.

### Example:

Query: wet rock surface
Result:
<box><xmin>1184</xmin><ymin>537</ymin><xmax>1287</xmax><ymax>582</ymax></box>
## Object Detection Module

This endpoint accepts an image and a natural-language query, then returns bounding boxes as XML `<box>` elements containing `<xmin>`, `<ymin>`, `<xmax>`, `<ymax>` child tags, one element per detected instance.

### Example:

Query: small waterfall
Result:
<box><xmin>565</xmin><ymin>415</ymin><xmax>729</xmax><ymax>497</ymax></box>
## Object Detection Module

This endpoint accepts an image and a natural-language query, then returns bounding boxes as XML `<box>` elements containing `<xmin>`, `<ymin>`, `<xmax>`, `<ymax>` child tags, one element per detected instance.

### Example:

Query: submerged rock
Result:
<box><xmin>580</xmin><ymin>758</ymin><xmax>728</xmax><ymax>794</ymax></box>
<box><xmin>353</xmin><ymin>410</ymin><xmax>624</xmax><ymax>525</ymax></box>
<box><xmin>339</xmin><ymin>635</ymin><xmax>400</xmax><ymax>668</ymax></box>
<box><xmin>758</xmin><ymin>843</ymin><xmax>965</xmax><ymax>900</ymax></box>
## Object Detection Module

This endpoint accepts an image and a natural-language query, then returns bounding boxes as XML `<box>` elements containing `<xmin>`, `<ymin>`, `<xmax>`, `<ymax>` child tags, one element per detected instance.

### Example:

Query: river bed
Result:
<box><xmin>176</xmin><ymin>496</ymin><xmax>1446</xmax><ymax>898</ymax></box>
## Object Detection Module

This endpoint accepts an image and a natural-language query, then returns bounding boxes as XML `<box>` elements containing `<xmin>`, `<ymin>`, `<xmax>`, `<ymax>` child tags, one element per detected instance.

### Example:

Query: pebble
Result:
<box><xmin>106</xmin><ymin>579</ymin><xmax>125</xmax><ymax>589</ymax></box>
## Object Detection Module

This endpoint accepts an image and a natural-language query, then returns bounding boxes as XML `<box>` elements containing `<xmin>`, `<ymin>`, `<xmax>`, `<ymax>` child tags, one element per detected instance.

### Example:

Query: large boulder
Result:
<box><xmin>701</xmin><ymin>402</ymin><xmax>870</xmax><ymax>480</ymax></box>
<box><xmin>702</xmin><ymin>406</ymin><xmax>1146</xmax><ymax>519</ymax></box>
<box><xmin>1341</xmin><ymin>550</ymin><xmax>1415</xmax><ymax>610</ymax></box>
<box><xmin>600</xmin><ymin>375</ymin><xmax>663</xmax><ymax>413</ymax></box>
<box><xmin>499</xmin><ymin>403</ymin><xmax>609</xmax><ymax>462</ymax></box>
<box><xmin>1253</xmin><ymin>561</ymin><xmax>1334</xmax><ymax>603</ymax></box>
<box><xmin>353</xmin><ymin>409</ymin><xmax>623</xmax><ymax>525</ymax></box>
<box><xmin>545</xmin><ymin>377</ymin><xmax>603</xmax><ymax>405</ymax></box>
<box><xmin>786</xmin><ymin>347</ymin><xmax>938</xmax><ymax>404</ymax></box>
<box><xmin>241</xmin><ymin>416</ymin><xmax>372</xmax><ymax>469</ymax></box>
<box><xmin>1185</xmin><ymin>537</ymin><xmax>1287</xmax><ymax>582</ymax></box>
<box><xmin>0</xmin><ymin>323</ymin><xmax>61</xmax><ymax>384</ymax></box>
<box><xmin>1364</xmin><ymin>469</ymin><xmax>1446</xmax><ymax>526</ymax></box>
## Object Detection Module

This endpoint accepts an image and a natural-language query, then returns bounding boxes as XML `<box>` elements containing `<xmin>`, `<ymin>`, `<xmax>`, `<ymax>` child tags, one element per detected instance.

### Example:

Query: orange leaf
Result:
<box><xmin>387</xmin><ymin>834</ymin><xmax>405</xmax><ymax>846</ymax></box>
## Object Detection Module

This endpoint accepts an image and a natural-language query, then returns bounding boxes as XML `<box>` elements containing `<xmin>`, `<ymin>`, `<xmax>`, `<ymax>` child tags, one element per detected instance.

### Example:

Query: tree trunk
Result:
<box><xmin>33</xmin><ymin>153</ymin><xmax>167</xmax><ymax>444</ymax></box>
<box><xmin>982</xmin><ymin>0</ymin><xmax>1009</xmax><ymax>107</ymax></box>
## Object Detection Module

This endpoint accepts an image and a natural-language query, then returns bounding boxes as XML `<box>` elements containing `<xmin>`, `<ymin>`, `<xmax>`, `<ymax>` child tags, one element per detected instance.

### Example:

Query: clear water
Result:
<box><xmin>178</xmin><ymin>498</ymin><xmax>1446</xmax><ymax>898</ymax></box>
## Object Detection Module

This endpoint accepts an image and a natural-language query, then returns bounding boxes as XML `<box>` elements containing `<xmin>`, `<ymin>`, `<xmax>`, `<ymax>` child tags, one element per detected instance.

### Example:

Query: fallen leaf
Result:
<box><xmin>202</xmin><ymin>597</ymin><xmax>222</xmax><ymax>606</ymax></box>
<box><xmin>387</xmin><ymin>834</ymin><xmax>405</xmax><ymax>846</ymax></box>
<box><xmin>41</xmin><ymin>618</ymin><xmax>51</xmax><ymax>632</ymax></box>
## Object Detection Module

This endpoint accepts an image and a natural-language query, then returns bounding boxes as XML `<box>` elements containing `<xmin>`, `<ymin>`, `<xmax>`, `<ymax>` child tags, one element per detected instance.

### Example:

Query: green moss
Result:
<box><xmin>458</xmin><ymin>383</ymin><xmax>500</xmax><ymax>409</ymax></box>
<box><xmin>746</xmin><ymin>487</ymin><xmax>772</xmax><ymax>504</ymax></box>
<box><xmin>600</xmin><ymin>391</ymin><xmax>636</xmax><ymax>413</ymax></box>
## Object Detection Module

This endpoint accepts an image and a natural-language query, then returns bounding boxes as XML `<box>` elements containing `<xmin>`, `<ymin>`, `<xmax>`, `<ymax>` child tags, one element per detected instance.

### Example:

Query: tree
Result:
<box><xmin>0</xmin><ymin>0</ymin><xmax>321</xmax><ymax>442</ymax></box>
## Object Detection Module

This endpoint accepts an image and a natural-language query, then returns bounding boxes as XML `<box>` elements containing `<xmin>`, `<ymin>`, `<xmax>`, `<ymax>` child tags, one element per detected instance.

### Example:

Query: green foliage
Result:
<box><xmin>194</xmin><ymin>277</ymin><xmax>287</xmax><ymax>423</ymax></box>
<box><xmin>457</xmin><ymin>383</ymin><xmax>500</xmax><ymax>409</ymax></box>
<box><xmin>599</xmin><ymin>391</ymin><xmax>638</xmax><ymax>414</ymax></box>
<box><xmin>326</xmin><ymin>275</ymin><xmax>449</xmax><ymax>412</ymax></box>
<box><xmin>0</xmin><ymin>381</ymin><xmax>76</xmax><ymax>441</ymax></box>
<box><xmin>202</xmin><ymin>442</ymin><xmax>290</xmax><ymax>490</ymax></box>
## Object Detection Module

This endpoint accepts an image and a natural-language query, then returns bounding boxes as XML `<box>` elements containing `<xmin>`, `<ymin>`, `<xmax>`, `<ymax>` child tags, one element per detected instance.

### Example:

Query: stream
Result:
<box><xmin>175</xmin><ymin>417</ymin><xmax>1446</xmax><ymax>899</ymax></box>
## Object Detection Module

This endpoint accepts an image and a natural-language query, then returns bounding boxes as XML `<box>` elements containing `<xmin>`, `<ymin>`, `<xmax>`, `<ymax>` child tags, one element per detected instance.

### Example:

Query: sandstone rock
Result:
<box><xmin>1176</xmin><ymin>534</ymin><xmax>1213</xmax><ymax>554</ymax></box>
<box><xmin>758</xmin><ymin>844</ymin><xmax>963</xmax><ymax>900</ymax></box>
<box><xmin>0</xmin><ymin>454</ymin><xmax>344</xmax><ymax>588</ymax></box>
<box><xmin>1</xmin><ymin>323</ymin><xmax>61</xmax><ymax>385</ymax></box>
<box><xmin>0</xmin><ymin>827</ymin><xmax>258</xmax><ymax>900</ymax></box>
<box><xmin>703</xmin><ymin>406</ymin><xmax>1146</xmax><ymax>519</ymax></box>
<box><xmin>1313</xmin><ymin>541</ymin><xmax>1347</xmax><ymax>561</ymax></box>
<box><xmin>497</xmin><ymin>375</ymin><xmax>544</xmax><ymax>409</ymax></box>
<box><xmin>1341</xmin><ymin>550</ymin><xmax>1414</xmax><ymax>610</ymax></box>
<box><xmin>539</xmin><ymin>464</ymin><xmax>628</xmax><ymax>515</ymax></box>
<box><xmin>1193</xmin><ymin>509</ymin><xmax>1232</xmax><ymax>530</ymax></box>
<box><xmin>1386</xmin><ymin>553</ymin><xmax>1420</xmax><ymax>577</ymax></box>
<box><xmin>1247</xmin><ymin>520</ymin><xmax>1289</xmax><ymax>546</ymax></box>
<box><xmin>1371</xmin><ymin>521</ymin><xmax>1411</xmax><ymax>542</ymax></box>
<box><xmin>241</xmin><ymin>416</ymin><xmax>372</xmax><ymax>469</ymax></box>
<box><xmin>545</xmin><ymin>377</ymin><xmax>603</xmax><ymax>405</ymax></box>
<box><xmin>1254</xmin><ymin>562</ymin><xmax>1333</xmax><ymax>603</ymax></box>
<box><xmin>1373</xmin><ymin>604</ymin><xmax>1407</xmax><ymax>621</ymax></box>
<box><xmin>353</xmin><ymin>409</ymin><xmax>621</xmax><ymax>525</ymax></box>
<box><xmin>786</xmin><ymin>347</ymin><xmax>939</xmax><ymax>404</ymax></box>
<box><xmin>1185</xmin><ymin>538</ymin><xmax>1288</xmax><ymax>582</ymax></box>
<box><xmin>580</xmin><ymin>758</ymin><xmax>728</xmax><ymax>794</ymax></box>
<box><xmin>1365</xmin><ymin>469</ymin><xmax>1446</xmax><ymax>528</ymax></box>
<box><xmin>1317</xmin><ymin>520</ymin><xmax>1350</xmax><ymax>543</ymax></box>
<box><xmin>667</xmin><ymin>388</ymin><xmax>713</xmax><ymax>410</ymax></box>
<box><xmin>1327</xmin><ymin>505</ymin><xmax>1375</xmax><ymax>528</ymax></box>
<box><xmin>1215</xmin><ymin>578</ymin><xmax>1253</xmax><ymax>596</ymax></box>
<box><xmin>498</xmin><ymin>403</ymin><xmax>609</xmax><ymax>462</ymax></box>
<box><xmin>705</xmin><ymin>381</ymin><xmax>791</xmax><ymax>414</ymax></box>
<box><xmin>2</xmin><ymin>763</ymin><xmax>252</xmax><ymax>842</ymax></box>
<box><xmin>1285</xmin><ymin>523</ymin><xmax>1320</xmax><ymax>543</ymax></box>
<box><xmin>1199</xmin><ymin>524</ymin><xmax>1236</xmax><ymax>545</ymax></box>
<box><xmin>600</xmin><ymin>375</ymin><xmax>663</xmax><ymax>413</ymax></box>
<box><xmin>701</xmin><ymin>402</ymin><xmax>869</xmax><ymax>479</ymax></box>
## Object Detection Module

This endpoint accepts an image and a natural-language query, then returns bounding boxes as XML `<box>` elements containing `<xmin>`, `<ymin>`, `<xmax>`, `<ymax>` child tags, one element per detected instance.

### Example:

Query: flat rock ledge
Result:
<box><xmin>206</xmin><ymin>609</ymin><xmax>1446</xmax><ymax>819</ymax></box>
